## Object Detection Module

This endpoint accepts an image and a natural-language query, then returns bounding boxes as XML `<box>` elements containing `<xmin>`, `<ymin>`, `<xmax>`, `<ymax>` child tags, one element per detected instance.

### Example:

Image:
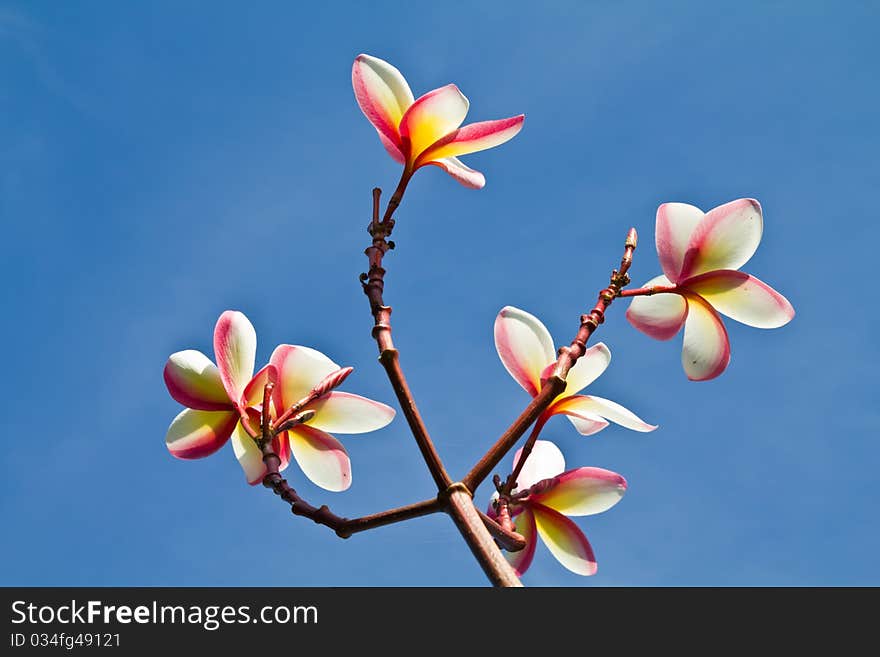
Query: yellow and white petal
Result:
<box><xmin>288</xmin><ymin>425</ymin><xmax>352</xmax><ymax>492</ymax></box>
<box><xmin>351</xmin><ymin>54</ymin><xmax>414</xmax><ymax>156</ymax></box>
<box><xmin>399</xmin><ymin>84</ymin><xmax>469</xmax><ymax>161</ymax></box>
<box><xmin>505</xmin><ymin>508</ymin><xmax>538</xmax><ymax>577</ymax></box>
<box><xmin>270</xmin><ymin>344</ymin><xmax>340</xmax><ymax>410</ymax></box>
<box><xmin>494</xmin><ymin>306</ymin><xmax>556</xmax><ymax>397</ymax></box>
<box><xmin>513</xmin><ymin>439</ymin><xmax>565</xmax><ymax>491</ymax></box>
<box><xmin>416</xmin><ymin>115</ymin><xmax>524</xmax><ymax>165</ymax></box>
<box><xmin>682</xmin><ymin>270</ymin><xmax>795</xmax><ymax>329</ymax></box>
<box><xmin>165</xmin><ymin>408</ymin><xmax>238</xmax><ymax>459</ymax></box>
<box><xmin>425</xmin><ymin>156</ymin><xmax>486</xmax><ymax>189</ymax></box>
<box><xmin>681</xmin><ymin>293</ymin><xmax>731</xmax><ymax>381</ymax></box>
<box><xmin>560</xmin><ymin>342</ymin><xmax>611</xmax><ymax>398</ymax></box>
<box><xmin>551</xmin><ymin>395</ymin><xmax>657</xmax><ymax>433</ymax></box>
<box><xmin>230</xmin><ymin>421</ymin><xmax>267</xmax><ymax>485</ymax></box>
<box><xmin>532</xmin><ymin>504</ymin><xmax>598</xmax><ymax>576</ymax></box>
<box><xmin>626</xmin><ymin>275</ymin><xmax>688</xmax><ymax>341</ymax></box>
<box><xmin>530</xmin><ymin>467</ymin><xmax>627</xmax><ymax>517</ymax></box>
<box><xmin>305</xmin><ymin>391</ymin><xmax>396</xmax><ymax>434</ymax></box>
<box><xmin>680</xmin><ymin>198</ymin><xmax>763</xmax><ymax>279</ymax></box>
<box><xmin>655</xmin><ymin>203</ymin><xmax>705</xmax><ymax>283</ymax></box>
<box><xmin>163</xmin><ymin>349</ymin><xmax>232</xmax><ymax>411</ymax></box>
<box><xmin>213</xmin><ymin>310</ymin><xmax>257</xmax><ymax>404</ymax></box>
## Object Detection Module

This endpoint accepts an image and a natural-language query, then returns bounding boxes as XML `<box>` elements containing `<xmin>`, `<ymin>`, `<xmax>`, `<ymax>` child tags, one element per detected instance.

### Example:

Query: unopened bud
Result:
<box><xmin>311</xmin><ymin>366</ymin><xmax>354</xmax><ymax>398</ymax></box>
<box><xmin>626</xmin><ymin>227</ymin><xmax>638</xmax><ymax>249</ymax></box>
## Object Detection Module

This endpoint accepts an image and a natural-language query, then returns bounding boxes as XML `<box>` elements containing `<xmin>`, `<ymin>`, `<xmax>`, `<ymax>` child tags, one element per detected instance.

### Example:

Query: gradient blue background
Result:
<box><xmin>2</xmin><ymin>1</ymin><xmax>877</xmax><ymax>586</ymax></box>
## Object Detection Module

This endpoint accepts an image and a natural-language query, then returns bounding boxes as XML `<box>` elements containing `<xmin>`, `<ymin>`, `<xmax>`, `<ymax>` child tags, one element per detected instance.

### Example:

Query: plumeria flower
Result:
<box><xmin>626</xmin><ymin>199</ymin><xmax>795</xmax><ymax>381</ymax></box>
<box><xmin>489</xmin><ymin>440</ymin><xmax>627</xmax><ymax>576</ymax></box>
<box><xmin>495</xmin><ymin>306</ymin><xmax>657</xmax><ymax>437</ymax></box>
<box><xmin>163</xmin><ymin>311</ymin><xmax>395</xmax><ymax>491</ymax></box>
<box><xmin>352</xmin><ymin>53</ymin><xmax>524</xmax><ymax>189</ymax></box>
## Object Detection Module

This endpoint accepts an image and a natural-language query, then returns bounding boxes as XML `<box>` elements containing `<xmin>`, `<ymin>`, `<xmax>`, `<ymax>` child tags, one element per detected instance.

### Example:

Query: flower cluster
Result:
<box><xmin>163</xmin><ymin>311</ymin><xmax>395</xmax><ymax>491</ymax></box>
<box><xmin>159</xmin><ymin>53</ymin><xmax>797</xmax><ymax>585</ymax></box>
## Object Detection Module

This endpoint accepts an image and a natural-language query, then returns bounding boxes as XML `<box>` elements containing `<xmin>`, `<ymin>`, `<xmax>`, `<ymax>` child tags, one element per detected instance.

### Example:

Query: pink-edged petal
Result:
<box><xmin>230</xmin><ymin>420</ymin><xmax>267</xmax><ymax>486</ymax></box>
<box><xmin>513</xmin><ymin>439</ymin><xmax>565</xmax><ymax>491</ymax></box>
<box><xmin>560</xmin><ymin>342</ymin><xmax>611</xmax><ymax>397</ymax></box>
<box><xmin>305</xmin><ymin>391</ymin><xmax>395</xmax><ymax>434</ymax></box>
<box><xmin>566</xmin><ymin>413</ymin><xmax>610</xmax><ymax>436</ymax></box>
<box><xmin>682</xmin><ymin>270</ymin><xmax>795</xmax><ymax>329</ymax></box>
<box><xmin>287</xmin><ymin>425</ymin><xmax>352</xmax><ymax>492</ymax></box>
<box><xmin>213</xmin><ymin>311</ymin><xmax>257</xmax><ymax>405</ymax></box>
<box><xmin>680</xmin><ymin>198</ymin><xmax>763</xmax><ymax>279</ymax></box>
<box><xmin>532</xmin><ymin>503</ymin><xmax>597</xmax><ymax>576</ymax></box>
<box><xmin>550</xmin><ymin>395</ymin><xmax>657</xmax><ymax>433</ymax></box>
<box><xmin>655</xmin><ymin>203</ymin><xmax>705</xmax><ymax>283</ymax></box>
<box><xmin>165</xmin><ymin>408</ymin><xmax>238</xmax><ymax>460</ymax></box>
<box><xmin>352</xmin><ymin>54</ymin><xmax>414</xmax><ymax>155</ymax></box>
<box><xmin>681</xmin><ymin>293</ymin><xmax>731</xmax><ymax>381</ymax></box>
<box><xmin>425</xmin><ymin>156</ymin><xmax>486</xmax><ymax>189</ymax></box>
<box><xmin>626</xmin><ymin>274</ymin><xmax>688</xmax><ymax>341</ymax></box>
<box><xmin>274</xmin><ymin>431</ymin><xmax>291</xmax><ymax>473</ymax></box>
<box><xmin>399</xmin><ymin>84</ymin><xmax>469</xmax><ymax>161</ymax></box>
<box><xmin>494</xmin><ymin>306</ymin><xmax>556</xmax><ymax>398</ymax></box>
<box><xmin>163</xmin><ymin>350</ymin><xmax>232</xmax><ymax>411</ymax></box>
<box><xmin>242</xmin><ymin>363</ymin><xmax>278</xmax><ymax>408</ymax></box>
<box><xmin>530</xmin><ymin>467</ymin><xmax>627</xmax><ymax>516</ymax></box>
<box><xmin>378</xmin><ymin>132</ymin><xmax>406</xmax><ymax>163</ymax></box>
<box><xmin>416</xmin><ymin>115</ymin><xmax>524</xmax><ymax>165</ymax></box>
<box><xmin>269</xmin><ymin>344</ymin><xmax>340</xmax><ymax>411</ymax></box>
<box><xmin>505</xmin><ymin>507</ymin><xmax>537</xmax><ymax>577</ymax></box>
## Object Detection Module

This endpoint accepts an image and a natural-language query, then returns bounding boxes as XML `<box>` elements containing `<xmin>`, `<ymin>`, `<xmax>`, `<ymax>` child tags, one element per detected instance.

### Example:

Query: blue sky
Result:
<box><xmin>1</xmin><ymin>1</ymin><xmax>877</xmax><ymax>586</ymax></box>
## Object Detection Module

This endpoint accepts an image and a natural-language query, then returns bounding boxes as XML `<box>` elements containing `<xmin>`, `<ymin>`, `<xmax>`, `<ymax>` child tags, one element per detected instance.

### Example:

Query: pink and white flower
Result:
<box><xmin>352</xmin><ymin>53</ymin><xmax>524</xmax><ymax>189</ymax></box>
<box><xmin>490</xmin><ymin>440</ymin><xmax>627</xmax><ymax>576</ymax></box>
<box><xmin>494</xmin><ymin>306</ymin><xmax>657</xmax><ymax>438</ymax></box>
<box><xmin>163</xmin><ymin>311</ymin><xmax>395</xmax><ymax>490</ymax></box>
<box><xmin>626</xmin><ymin>199</ymin><xmax>795</xmax><ymax>381</ymax></box>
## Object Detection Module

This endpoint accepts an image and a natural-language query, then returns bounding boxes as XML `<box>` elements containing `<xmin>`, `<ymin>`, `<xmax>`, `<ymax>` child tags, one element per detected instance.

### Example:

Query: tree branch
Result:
<box><xmin>361</xmin><ymin>178</ymin><xmax>452</xmax><ymax>491</ymax></box>
<box><xmin>463</xmin><ymin>228</ymin><xmax>639</xmax><ymax>493</ymax></box>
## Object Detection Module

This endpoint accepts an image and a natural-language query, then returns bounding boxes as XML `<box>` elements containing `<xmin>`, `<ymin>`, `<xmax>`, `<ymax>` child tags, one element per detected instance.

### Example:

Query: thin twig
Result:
<box><xmin>361</xmin><ymin>178</ymin><xmax>452</xmax><ymax>490</ymax></box>
<box><xmin>463</xmin><ymin>228</ymin><xmax>639</xmax><ymax>493</ymax></box>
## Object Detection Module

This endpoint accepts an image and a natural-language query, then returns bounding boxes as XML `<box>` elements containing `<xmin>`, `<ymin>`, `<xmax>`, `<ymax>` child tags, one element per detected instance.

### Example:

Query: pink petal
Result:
<box><xmin>655</xmin><ymin>202</ymin><xmax>705</xmax><ymax>283</ymax></box>
<box><xmin>505</xmin><ymin>508</ymin><xmax>537</xmax><ymax>577</ymax></box>
<box><xmin>532</xmin><ymin>503</ymin><xmax>597</xmax><ymax>576</ymax></box>
<box><xmin>494</xmin><ymin>306</ymin><xmax>556</xmax><ymax>398</ymax></box>
<box><xmin>682</xmin><ymin>270</ymin><xmax>795</xmax><ymax>329</ymax></box>
<box><xmin>681</xmin><ymin>293</ymin><xmax>731</xmax><ymax>381</ymax></box>
<box><xmin>287</xmin><ymin>425</ymin><xmax>352</xmax><ymax>492</ymax></box>
<box><xmin>425</xmin><ymin>156</ymin><xmax>486</xmax><ymax>189</ymax></box>
<box><xmin>626</xmin><ymin>274</ymin><xmax>688</xmax><ymax>340</ymax></box>
<box><xmin>241</xmin><ymin>363</ymin><xmax>278</xmax><ymax>408</ymax></box>
<box><xmin>399</xmin><ymin>84</ymin><xmax>469</xmax><ymax>161</ymax></box>
<box><xmin>305</xmin><ymin>391</ymin><xmax>395</xmax><ymax>434</ymax></box>
<box><xmin>561</xmin><ymin>342</ymin><xmax>611</xmax><ymax>397</ymax></box>
<box><xmin>679</xmin><ymin>198</ymin><xmax>763</xmax><ymax>280</ymax></box>
<box><xmin>274</xmin><ymin>431</ymin><xmax>291</xmax><ymax>473</ymax></box>
<box><xmin>550</xmin><ymin>395</ymin><xmax>657</xmax><ymax>433</ymax></box>
<box><xmin>530</xmin><ymin>467</ymin><xmax>627</xmax><ymax>516</ymax></box>
<box><xmin>416</xmin><ymin>115</ymin><xmax>524</xmax><ymax>165</ymax></box>
<box><xmin>269</xmin><ymin>345</ymin><xmax>340</xmax><ymax>411</ymax></box>
<box><xmin>513</xmin><ymin>439</ymin><xmax>565</xmax><ymax>491</ymax></box>
<box><xmin>165</xmin><ymin>408</ymin><xmax>238</xmax><ymax>460</ymax></box>
<box><xmin>230</xmin><ymin>421</ymin><xmax>267</xmax><ymax>485</ymax></box>
<box><xmin>351</xmin><ymin>54</ymin><xmax>414</xmax><ymax>159</ymax></box>
<box><xmin>213</xmin><ymin>311</ymin><xmax>257</xmax><ymax>405</ymax></box>
<box><xmin>163</xmin><ymin>350</ymin><xmax>233</xmax><ymax>411</ymax></box>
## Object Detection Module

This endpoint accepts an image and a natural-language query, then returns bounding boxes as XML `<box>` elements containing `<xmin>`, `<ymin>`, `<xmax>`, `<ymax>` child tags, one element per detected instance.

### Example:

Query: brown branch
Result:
<box><xmin>361</xmin><ymin>179</ymin><xmax>452</xmax><ymax>491</ymax></box>
<box><xmin>463</xmin><ymin>228</ymin><xmax>639</xmax><ymax>493</ymax></box>
<box><xmin>336</xmin><ymin>497</ymin><xmax>443</xmax><ymax>537</ymax></box>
